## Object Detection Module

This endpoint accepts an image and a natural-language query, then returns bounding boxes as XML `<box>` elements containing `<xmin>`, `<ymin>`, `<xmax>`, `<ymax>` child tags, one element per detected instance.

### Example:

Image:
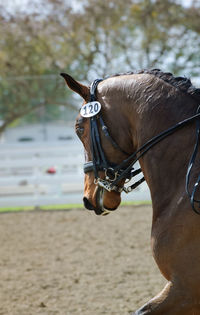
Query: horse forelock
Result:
<box><xmin>104</xmin><ymin>69</ymin><xmax>200</xmax><ymax>103</ymax></box>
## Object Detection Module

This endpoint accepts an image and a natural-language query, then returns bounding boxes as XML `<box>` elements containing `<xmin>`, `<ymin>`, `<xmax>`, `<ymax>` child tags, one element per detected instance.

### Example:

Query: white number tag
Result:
<box><xmin>80</xmin><ymin>101</ymin><xmax>101</xmax><ymax>118</ymax></box>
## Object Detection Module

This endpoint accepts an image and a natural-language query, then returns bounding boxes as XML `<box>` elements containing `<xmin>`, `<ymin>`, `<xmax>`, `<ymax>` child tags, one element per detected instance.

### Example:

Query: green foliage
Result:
<box><xmin>0</xmin><ymin>74</ymin><xmax>76</xmax><ymax>132</ymax></box>
<box><xmin>0</xmin><ymin>0</ymin><xmax>200</xmax><ymax>133</ymax></box>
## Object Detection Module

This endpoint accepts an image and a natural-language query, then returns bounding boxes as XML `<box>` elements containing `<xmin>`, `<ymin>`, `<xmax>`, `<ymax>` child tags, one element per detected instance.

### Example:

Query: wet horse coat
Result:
<box><xmin>61</xmin><ymin>70</ymin><xmax>200</xmax><ymax>314</ymax></box>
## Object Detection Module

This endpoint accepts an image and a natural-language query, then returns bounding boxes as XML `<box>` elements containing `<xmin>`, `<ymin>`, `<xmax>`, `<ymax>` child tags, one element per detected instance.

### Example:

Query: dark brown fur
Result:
<box><xmin>62</xmin><ymin>70</ymin><xmax>200</xmax><ymax>314</ymax></box>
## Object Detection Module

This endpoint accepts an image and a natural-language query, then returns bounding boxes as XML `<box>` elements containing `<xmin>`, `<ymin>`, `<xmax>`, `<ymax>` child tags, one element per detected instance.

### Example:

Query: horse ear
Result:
<box><xmin>60</xmin><ymin>73</ymin><xmax>90</xmax><ymax>101</ymax></box>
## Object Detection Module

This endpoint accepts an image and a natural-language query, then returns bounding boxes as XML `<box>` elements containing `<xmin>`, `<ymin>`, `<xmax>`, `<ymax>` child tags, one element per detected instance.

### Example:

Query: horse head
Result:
<box><xmin>61</xmin><ymin>73</ymin><xmax>135</xmax><ymax>215</ymax></box>
<box><xmin>60</xmin><ymin>70</ymin><xmax>200</xmax><ymax>315</ymax></box>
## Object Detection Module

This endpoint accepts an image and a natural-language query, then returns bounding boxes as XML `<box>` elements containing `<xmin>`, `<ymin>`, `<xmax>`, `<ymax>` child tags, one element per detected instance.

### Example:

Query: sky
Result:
<box><xmin>4</xmin><ymin>0</ymin><xmax>81</xmax><ymax>14</ymax></box>
<box><xmin>5</xmin><ymin>0</ymin><xmax>30</xmax><ymax>10</ymax></box>
<box><xmin>4</xmin><ymin>0</ymin><xmax>196</xmax><ymax>13</ymax></box>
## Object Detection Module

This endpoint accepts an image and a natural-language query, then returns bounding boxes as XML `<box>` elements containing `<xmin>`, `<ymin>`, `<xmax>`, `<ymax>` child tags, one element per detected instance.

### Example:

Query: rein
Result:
<box><xmin>83</xmin><ymin>79</ymin><xmax>200</xmax><ymax>214</ymax></box>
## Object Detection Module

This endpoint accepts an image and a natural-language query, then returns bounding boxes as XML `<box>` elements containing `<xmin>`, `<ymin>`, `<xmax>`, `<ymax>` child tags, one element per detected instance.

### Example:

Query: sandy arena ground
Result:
<box><xmin>0</xmin><ymin>205</ymin><xmax>166</xmax><ymax>315</ymax></box>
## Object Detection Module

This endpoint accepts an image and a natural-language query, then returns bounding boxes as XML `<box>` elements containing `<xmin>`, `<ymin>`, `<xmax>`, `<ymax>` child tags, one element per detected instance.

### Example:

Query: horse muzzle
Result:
<box><xmin>83</xmin><ymin>187</ymin><xmax>115</xmax><ymax>216</ymax></box>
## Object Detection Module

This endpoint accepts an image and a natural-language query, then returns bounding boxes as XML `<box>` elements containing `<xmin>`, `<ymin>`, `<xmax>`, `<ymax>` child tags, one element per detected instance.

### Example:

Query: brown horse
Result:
<box><xmin>61</xmin><ymin>69</ymin><xmax>200</xmax><ymax>314</ymax></box>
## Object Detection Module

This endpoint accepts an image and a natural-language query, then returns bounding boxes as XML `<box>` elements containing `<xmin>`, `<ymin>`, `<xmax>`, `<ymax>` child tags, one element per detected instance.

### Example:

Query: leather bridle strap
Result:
<box><xmin>185</xmin><ymin>106</ymin><xmax>200</xmax><ymax>214</ymax></box>
<box><xmin>87</xmin><ymin>78</ymin><xmax>133</xmax><ymax>183</ymax></box>
<box><xmin>90</xmin><ymin>79</ymin><xmax>103</xmax><ymax>102</ymax></box>
<box><xmin>99</xmin><ymin>116</ymin><xmax>130</xmax><ymax>156</ymax></box>
<box><xmin>89</xmin><ymin>78</ymin><xmax>108</xmax><ymax>178</ymax></box>
<box><xmin>110</xmin><ymin>111</ymin><xmax>200</xmax><ymax>188</ymax></box>
<box><xmin>90</xmin><ymin>115</ymin><xmax>108</xmax><ymax>178</ymax></box>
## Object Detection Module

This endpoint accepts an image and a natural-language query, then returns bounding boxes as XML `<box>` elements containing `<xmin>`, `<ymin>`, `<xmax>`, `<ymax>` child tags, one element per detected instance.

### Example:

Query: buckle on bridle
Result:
<box><xmin>105</xmin><ymin>167</ymin><xmax>118</xmax><ymax>181</ymax></box>
<box><xmin>96</xmin><ymin>179</ymin><xmax>112</xmax><ymax>192</ymax></box>
<box><xmin>94</xmin><ymin>178</ymin><xmax>123</xmax><ymax>193</ymax></box>
<box><xmin>96</xmin><ymin>167</ymin><xmax>121</xmax><ymax>192</ymax></box>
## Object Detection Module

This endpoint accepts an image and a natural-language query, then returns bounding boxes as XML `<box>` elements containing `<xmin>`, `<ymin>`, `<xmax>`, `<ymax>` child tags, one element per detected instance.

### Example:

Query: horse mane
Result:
<box><xmin>108</xmin><ymin>69</ymin><xmax>200</xmax><ymax>103</ymax></box>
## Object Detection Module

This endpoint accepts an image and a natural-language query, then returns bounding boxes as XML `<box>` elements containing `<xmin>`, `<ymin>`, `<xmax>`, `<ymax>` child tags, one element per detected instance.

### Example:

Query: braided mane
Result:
<box><xmin>109</xmin><ymin>69</ymin><xmax>200</xmax><ymax>103</ymax></box>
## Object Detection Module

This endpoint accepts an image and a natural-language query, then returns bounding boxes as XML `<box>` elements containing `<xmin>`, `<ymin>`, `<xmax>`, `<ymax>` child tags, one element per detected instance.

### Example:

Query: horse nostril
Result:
<box><xmin>83</xmin><ymin>197</ymin><xmax>95</xmax><ymax>210</ymax></box>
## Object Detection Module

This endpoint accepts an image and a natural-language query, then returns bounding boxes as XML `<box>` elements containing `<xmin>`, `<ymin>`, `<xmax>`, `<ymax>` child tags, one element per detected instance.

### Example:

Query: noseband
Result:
<box><xmin>83</xmin><ymin>78</ymin><xmax>200</xmax><ymax>214</ymax></box>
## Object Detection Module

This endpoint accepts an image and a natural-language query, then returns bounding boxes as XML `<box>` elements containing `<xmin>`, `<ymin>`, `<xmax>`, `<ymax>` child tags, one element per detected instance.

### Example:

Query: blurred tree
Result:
<box><xmin>0</xmin><ymin>0</ymin><xmax>200</xmax><ymax>134</ymax></box>
<box><xmin>0</xmin><ymin>4</ymin><xmax>78</xmax><ymax>133</ymax></box>
<box><xmin>73</xmin><ymin>0</ymin><xmax>200</xmax><ymax>77</ymax></box>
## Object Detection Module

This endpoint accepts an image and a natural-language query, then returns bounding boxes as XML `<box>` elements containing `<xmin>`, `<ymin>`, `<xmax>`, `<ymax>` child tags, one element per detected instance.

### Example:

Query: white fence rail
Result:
<box><xmin>0</xmin><ymin>142</ymin><xmax>85</xmax><ymax>207</ymax></box>
<box><xmin>0</xmin><ymin>142</ymin><xmax>150</xmax><ymax>208</ymax></box>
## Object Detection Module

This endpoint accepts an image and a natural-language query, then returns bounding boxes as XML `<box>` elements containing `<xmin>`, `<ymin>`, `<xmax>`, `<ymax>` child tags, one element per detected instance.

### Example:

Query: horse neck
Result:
<box><xmin>128</xmin><ymin>88</ymin><xmax>198</xmax><ymax>218</ymax></box>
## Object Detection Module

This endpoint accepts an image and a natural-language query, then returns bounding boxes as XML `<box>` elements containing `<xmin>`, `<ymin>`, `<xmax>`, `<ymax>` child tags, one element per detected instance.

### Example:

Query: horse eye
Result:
<box><xmin>76</xmin><ymin>126</ymin><xmax>84</xmax><ymax>137</ymax></box>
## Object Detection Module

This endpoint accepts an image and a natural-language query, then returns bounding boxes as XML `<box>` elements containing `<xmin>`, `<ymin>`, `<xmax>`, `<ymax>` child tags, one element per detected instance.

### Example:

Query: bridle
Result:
<box><xmin>83</xmin><ymin>78</ymin><xmax>144</xmax><ymax>194</ymax></box>
<box><xmin>83</xmin><ymin>78</ymin><xmax>200</xmax><ymax>214</ymax></box>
